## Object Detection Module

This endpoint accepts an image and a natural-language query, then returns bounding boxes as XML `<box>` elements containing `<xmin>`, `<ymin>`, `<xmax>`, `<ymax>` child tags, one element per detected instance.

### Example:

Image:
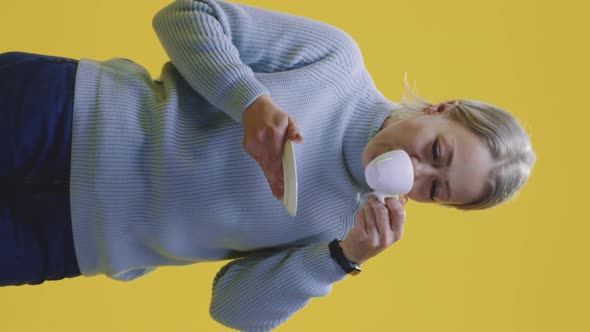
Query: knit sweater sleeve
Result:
<box><xmin>152</xmin><ymin>0</ymin><xmax>363</xmax><ymax>123</ymax></box>
<box><xmin>209</xmin><ymin>242</ymin><xmax>349</xmax><ymax>331</ymax></box>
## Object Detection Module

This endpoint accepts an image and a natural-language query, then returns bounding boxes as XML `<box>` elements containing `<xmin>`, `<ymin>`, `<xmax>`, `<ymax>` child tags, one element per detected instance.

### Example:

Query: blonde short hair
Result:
<box><xmin>391</xmin><ymin>76</ymin><xmax>536</xmax><ymax>210</ymax></box>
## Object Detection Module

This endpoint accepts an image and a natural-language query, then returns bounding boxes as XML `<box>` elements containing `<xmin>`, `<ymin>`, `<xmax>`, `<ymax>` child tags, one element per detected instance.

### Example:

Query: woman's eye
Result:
<box><xmin>432</xmin><ymin>138</ymin><xmax>440</xmax><ymax>162</ymax></box>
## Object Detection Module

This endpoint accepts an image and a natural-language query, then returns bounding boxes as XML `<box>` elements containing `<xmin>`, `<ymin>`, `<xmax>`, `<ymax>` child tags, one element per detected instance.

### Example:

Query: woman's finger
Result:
<box><xmin>273</xmin><ymin>117</ymin><xmax>290</xmax><ymax>196</ymax></box>
<box><xmin>259</xmin><ymin>160</ymin><xmax>279</xmax><ymax>198</ymax></box>
<box><xmin>363</xmin><ymin>203</ymin><xmax>377</xmax><ymax>239</ymax></box>
<box><xmin>386</xmin><ymin>198</ymin><xmax>406</xmax><ymax>242</ymax></box>
<box><xmin>366</xmin><ymin>196</ymin><xmax>387</xmax><ymax>255</ymax></box>
<box><xmin>355</xmin><ymin>211</ymin><xmax>368</xmax><ymax>239</ymax></box>
<box><xmin>271</xmin><ymin>158</ymin><xmax>284</xmax><ymax>198</ymax></box>
<box><xmin>368</xmin><ymin>195</ymin><xmax>387</xmax><ymax>235</ymax></box>
<box><xmin>257</xmin><ymin>150</ymin><xmax>283</xmax><ymax>198</ymax></box>
<box><xmin>261</xmin><ymin>128</ymin><xmax>285</xmax><ymax>198</ymax></box>
<box><xmin>369</xmin><ymin>195</ymin><xmax>395</xmax><ymax>252</ymax></box>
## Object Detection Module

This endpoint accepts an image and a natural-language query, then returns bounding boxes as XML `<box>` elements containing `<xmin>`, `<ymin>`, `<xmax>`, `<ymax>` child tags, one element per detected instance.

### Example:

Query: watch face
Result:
<box><xmin>349</xmin><ymin>267</ymin><xmax>361</xmax><ymax>276</ymax></box>
<box><xmin>348</xmin><ymin>263</ymin><xmax>361</xmax><ymax>275</ymax></box>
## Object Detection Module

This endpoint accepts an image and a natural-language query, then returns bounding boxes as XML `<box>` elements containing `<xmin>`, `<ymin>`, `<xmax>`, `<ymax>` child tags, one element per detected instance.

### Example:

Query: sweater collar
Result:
<box><xmin>342</xmin><ymin>87</ymin><xmax>397</xmax><ymax>193</ymax></box>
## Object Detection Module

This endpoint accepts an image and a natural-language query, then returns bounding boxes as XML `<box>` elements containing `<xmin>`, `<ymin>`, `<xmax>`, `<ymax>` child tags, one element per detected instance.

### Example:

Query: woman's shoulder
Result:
<box><xmin>228</xmin><ymin>0</ymin><xmax>365</xmax><ymax>68</ymax></box>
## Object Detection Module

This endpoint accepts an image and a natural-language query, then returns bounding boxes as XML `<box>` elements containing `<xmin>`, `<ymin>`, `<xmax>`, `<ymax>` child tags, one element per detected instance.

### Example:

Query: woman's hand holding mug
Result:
<box><xmin>242</xmin><ymin>94</ymin><xmax>303</xmax><ymax>200</ymax></box>
<box><xmin>339</xmin><ymin>195</ymin><xmax>408</xmax><ymax>265</ymax></box>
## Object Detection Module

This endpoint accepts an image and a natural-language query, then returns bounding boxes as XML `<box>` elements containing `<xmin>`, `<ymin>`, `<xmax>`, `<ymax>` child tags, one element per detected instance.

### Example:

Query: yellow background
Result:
<box><xmin>1</xmin><ymin>0</ymin><xmax>587</xmax><ymax>331</ymax></box>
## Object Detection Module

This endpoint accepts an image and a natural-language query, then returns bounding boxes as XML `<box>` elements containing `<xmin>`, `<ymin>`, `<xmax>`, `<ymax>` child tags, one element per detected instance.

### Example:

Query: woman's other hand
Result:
<box><xmin>242</xmin><ymin>95</ymin><xmax>303</xmax><ymax>200</ymax></box>
<box><xmin>339</xmin><ymin>195</ymin><xmax>409</xmax><ymax>265</ymax></box>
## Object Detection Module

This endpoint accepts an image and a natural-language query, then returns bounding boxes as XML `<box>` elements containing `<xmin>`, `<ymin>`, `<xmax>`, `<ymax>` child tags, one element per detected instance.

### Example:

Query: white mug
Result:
<box><xmin>364</xmin><ymin>149</ymin><xmax>414</xmax><ymax>204</ymax></box>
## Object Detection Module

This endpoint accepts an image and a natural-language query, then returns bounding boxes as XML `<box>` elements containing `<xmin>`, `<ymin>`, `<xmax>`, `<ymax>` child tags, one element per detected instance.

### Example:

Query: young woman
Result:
<box><xmin>0</xmin><ymin>0</ymin><xmax>535</xmax><ymax>331</ymax></box>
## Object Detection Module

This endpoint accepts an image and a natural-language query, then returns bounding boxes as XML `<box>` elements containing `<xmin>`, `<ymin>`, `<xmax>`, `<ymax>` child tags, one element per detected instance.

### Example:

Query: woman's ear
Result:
<box><xmin>425</xmin><ymin>100</ymin><xmax>460</xmax><ymax>115</ymax></box>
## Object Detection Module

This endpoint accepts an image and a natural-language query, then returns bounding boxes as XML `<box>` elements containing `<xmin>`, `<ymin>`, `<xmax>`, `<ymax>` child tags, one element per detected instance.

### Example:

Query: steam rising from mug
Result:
<box><xmin>364</xmin><ymin>150</ymin><xmax>414</xmax><ymax>204</ymax></box>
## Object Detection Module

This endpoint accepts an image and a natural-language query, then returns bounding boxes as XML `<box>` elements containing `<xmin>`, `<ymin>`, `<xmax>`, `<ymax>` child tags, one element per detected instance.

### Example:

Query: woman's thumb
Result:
<box><xmin>287</xmin><ymin>117</ymin><xmax>303</xmax><ymax>143</ymax></box>
<box><xmin>399</xmin><ymin>195</ymin><xmax>409</xmax><ymax>206</ymax></box>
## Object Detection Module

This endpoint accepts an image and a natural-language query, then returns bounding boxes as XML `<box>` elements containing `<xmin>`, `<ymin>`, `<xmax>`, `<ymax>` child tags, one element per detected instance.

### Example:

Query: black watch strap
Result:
<box><xmin>329</xmin><ymin>239</ymin><xmax>361</xmax><ymax>276</ymax></box>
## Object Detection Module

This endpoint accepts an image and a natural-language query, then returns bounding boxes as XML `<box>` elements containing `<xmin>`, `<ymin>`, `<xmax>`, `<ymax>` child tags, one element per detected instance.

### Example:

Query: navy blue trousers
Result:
<box><xmin>0</xmin><ymin>52</ymin><xmax>82</xmax><ymax>286</ymax></box>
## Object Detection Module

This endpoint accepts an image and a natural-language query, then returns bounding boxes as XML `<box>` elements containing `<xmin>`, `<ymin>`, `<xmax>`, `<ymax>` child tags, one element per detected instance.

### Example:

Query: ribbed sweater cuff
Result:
<box><xmin>226</xmin><ymin>76</ymin><xmax>270</xmax><ymax>123</ymax></box>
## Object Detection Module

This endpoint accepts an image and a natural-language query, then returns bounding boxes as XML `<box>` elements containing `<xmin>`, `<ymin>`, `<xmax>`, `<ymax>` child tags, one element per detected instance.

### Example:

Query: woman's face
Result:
<box><xmin>362</xmin><ymin>102</ymin><xmax>494</xmax><ymax>205</ymax></box>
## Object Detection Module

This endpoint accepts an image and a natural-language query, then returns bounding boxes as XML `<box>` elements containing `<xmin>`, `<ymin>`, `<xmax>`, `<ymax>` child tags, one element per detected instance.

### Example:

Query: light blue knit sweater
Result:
<box><xmin>70</xmin><ymin>0</ymin><xmax>396</xmax><ymax>330</ymax></box>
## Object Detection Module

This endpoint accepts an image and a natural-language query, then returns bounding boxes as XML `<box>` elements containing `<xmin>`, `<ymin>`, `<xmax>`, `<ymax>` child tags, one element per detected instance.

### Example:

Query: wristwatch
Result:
<box><xmin>329</xmin><ymin>239</ymin><xmax>361</xmax><ymax>276</ymax></box>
